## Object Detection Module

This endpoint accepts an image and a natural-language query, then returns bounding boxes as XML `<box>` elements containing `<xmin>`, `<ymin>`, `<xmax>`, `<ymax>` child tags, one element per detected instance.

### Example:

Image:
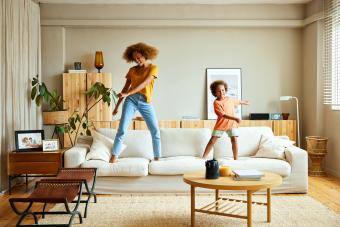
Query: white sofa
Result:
<box><xmin>64</xmin><ymin>127</ymin><xmax>308</xmax><ymax>194</ymax></box>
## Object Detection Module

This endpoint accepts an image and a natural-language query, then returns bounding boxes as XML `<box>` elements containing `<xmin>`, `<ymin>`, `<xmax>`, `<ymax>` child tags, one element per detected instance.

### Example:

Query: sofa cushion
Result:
<box><xmin>97</xmin><ymin>128</ymin><xmax>153</xmax><ymax>159</ymax></box>
<box><xmin>86</xmin><ymin>130</ymin><xmax>126</xmax><ymax>162</ymax></box>
<box><xmin>218</xmin><ymin>157</ymin><xmax>291</xmax><ymax>177</ymax></box>
<box><xmin>81</xmin><ymin>157</ymin><xmax>149</xmax><ymax>177</ymax></box>
<box><xmin>214</xmin><ymin>127</ymin><xmax>275</xmax><ymax>159</ymax></box>
<box><xmin>254</xmin><ymin>135</ymin><xmax>294</xmax><ymax>160</ymax></box>
<box><xmin>149</xmin><ymin>156</ymin><xmax>205</xmax><ymax>175</ymax></box>
<box><xmin>160</xmin><ymin>128</ymin><xmax>212</xmax><ymax>158</ymax></box>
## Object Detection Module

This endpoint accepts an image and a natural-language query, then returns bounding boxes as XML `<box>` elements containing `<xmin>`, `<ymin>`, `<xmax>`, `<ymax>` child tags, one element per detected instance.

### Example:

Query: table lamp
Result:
<box><xmin>280</xmin><ymin>96</ymin><xmax>300</xmax><ymax>147</ymax></box>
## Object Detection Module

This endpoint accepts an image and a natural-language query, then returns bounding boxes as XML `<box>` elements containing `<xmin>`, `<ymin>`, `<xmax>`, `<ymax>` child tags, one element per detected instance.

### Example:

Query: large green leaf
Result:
<box><xmin>35</xmin><ymin>95</ymin><xmax>42</xmax><ymax>106</ymax></box>
<box><xmin>31</xmin><ymin>86</ymin><xmax>37</xmax><ymax>100</ymax></box>
<box><xmin>56</xmin><ymin>126</ymin><xmax>65</xmax><ymax>133</ymax></box>
<box><xmin>32</xmin><ymin>77</ymin><xmax>38</xmax><ymax>86</ymax></box>
<box><xmin>44</xmin><ymin>92</ymin><xmax>50</xmax><ymax>103</ymax></box>
<box><xmin>76</xmin><ymin>114</ymin><xmax>81</xmax><ymax>123</ymax></box>
<box><xmin>39</xmin><ymin>84</ymin><xmax>46</xmax><ymax>96</ymax></box>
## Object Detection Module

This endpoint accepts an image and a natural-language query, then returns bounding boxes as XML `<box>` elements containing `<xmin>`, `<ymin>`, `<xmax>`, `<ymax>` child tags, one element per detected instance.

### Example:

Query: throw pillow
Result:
<box><xmin>86</xmin><ymin>130</ymin><xmax>126</xmax><ymax>162</ymax></box>
<box><xmin>255</xmin><ymin>135</ymin><xmax>294</xmax><ymax>160</ymax></box>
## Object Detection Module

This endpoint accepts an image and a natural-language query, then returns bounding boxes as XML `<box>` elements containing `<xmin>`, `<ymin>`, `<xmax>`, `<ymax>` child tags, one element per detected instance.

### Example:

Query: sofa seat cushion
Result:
<box><xmin>149</xmin><ymin>156</ymin><xmax>205</xmax><ymax>175</ymax></box>
<box><xmin>218</xmin><ymin>157</ymin><xmax>291</xmax><ymax>177</ymax></box>
<box><xmin>81</xmin><ymin>158</ymin><xmax>149</xmax><ymax>177</ymax></box>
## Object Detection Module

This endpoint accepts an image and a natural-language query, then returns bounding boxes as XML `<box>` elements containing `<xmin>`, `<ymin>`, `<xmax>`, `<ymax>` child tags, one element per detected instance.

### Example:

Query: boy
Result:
<box><xmin>202</xmin><ymin>80</ymin><xmax>249</xmax><ymax>160</ymax></box>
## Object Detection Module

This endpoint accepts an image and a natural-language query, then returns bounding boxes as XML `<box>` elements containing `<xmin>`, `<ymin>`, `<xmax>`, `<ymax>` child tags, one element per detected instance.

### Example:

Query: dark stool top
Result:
<box><xmin>57</xmin><ymin>168</ymin><xmax>96</xmax><ymax>183</ymax></box>
<box><xmin>29</xmin><ymin>182</ymin><xmax>80</xmax><ymax>203</ymax></box>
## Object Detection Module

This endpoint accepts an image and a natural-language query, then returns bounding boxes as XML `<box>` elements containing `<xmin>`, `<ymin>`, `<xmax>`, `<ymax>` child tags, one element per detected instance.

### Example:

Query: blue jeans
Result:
<box><xmin>112</xmin><ymin>93</ymin><xmax>161</xmax><ymax>158</ymax></box>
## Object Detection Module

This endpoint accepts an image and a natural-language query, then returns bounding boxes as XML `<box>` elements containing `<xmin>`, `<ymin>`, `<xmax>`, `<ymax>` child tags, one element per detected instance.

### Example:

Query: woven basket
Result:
<box><xmin>306</xmin><ymin>136</ymin><xmax>328</xmax><ymax>154</ymax></box>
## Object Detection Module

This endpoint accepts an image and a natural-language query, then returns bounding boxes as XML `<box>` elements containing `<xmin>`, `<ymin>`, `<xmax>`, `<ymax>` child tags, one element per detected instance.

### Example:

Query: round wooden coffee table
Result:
<box><xmin>183</xmin><ymin>171</ymin><xmax>282</xmax><ymax>227</ymax></box>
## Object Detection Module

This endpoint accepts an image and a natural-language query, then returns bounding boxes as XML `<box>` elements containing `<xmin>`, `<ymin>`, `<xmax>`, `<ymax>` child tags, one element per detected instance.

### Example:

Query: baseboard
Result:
<box><xmin>325</xmin><ymin>167</ymin><xmax>340</xmax><ymax>178</ymax></box>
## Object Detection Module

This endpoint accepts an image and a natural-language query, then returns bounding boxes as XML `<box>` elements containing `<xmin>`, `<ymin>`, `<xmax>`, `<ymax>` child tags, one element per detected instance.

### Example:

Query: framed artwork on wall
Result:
<box><xmin>14</xmin><ymin>130</ymin><xmax>44</xmax><ymax>152</ymax></box>
<box><xmin>206</xmin><ymin>68</ymin><xmax>242</xmax><ymax>120</ymax></box>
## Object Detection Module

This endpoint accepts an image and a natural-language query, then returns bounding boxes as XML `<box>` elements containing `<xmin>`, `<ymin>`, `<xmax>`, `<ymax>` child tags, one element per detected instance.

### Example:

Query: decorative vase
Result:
<box><xmin>94</xmin><ymin>51</ymin><xmax>104</xmax><ymax>73</ymax></box>
<box><xmin>74</xmin><ymin>62</ymin><xmax>81</xmax><ymax>70</ymax></box>
<box><xmin>282</xmin><ymin>113</ymin><xmax>290</xmax><ymax>120</ymax></box>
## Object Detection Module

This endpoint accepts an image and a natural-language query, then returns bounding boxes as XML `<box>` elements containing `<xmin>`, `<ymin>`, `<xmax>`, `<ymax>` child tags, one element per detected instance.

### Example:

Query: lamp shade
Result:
<box><xmin>280</xmin><ymin>96</ymin><xmax>293</xmax><ymax>101</ymax></box>
<box><xmin>94</xmin><ymin>51</ymin><xmax>104</xmax><ymax>73</ymax></box>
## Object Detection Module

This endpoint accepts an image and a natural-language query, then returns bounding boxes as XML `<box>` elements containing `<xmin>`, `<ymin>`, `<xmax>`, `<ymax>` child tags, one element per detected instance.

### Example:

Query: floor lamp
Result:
<box><xmin>279</xmin><ymin>96</ymin><xmax>300</xmax><ymax>147</ymax></box>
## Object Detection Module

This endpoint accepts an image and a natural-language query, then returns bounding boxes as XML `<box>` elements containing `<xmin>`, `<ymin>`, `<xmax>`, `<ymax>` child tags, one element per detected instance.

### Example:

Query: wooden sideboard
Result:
<box><xmin>7</xmin><ymin>149</ymin><xmax>66</xmax><ymax>194</ymax></box>
<box><xmin>91</xmin><ymin>120</ymin><xmax>297</xmax><ymax>142</ymax></box>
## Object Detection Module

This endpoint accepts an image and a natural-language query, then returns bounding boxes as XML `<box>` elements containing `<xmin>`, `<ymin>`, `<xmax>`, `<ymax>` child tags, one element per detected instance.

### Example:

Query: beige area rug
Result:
<box><xmin>39</xmin><ymin>194</ymin><xmax>340</xmax><ymax>227</ymax></box>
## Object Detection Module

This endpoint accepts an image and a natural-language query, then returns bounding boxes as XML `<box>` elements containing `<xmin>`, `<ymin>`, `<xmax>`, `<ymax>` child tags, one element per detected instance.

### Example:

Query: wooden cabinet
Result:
<box><xmin>63</xmin><ymin>73</ymin><xmax>112</xmax><ymax>147</ymax></box>
<box><xmin>7</xmin><ymin>149</ymin><xmax>66</xmax><ymax>194</ymax></box>
<box><xmin>130</xmin><ymin>119</ymin><xmax>297</xmax><ymax>142</ymax></box>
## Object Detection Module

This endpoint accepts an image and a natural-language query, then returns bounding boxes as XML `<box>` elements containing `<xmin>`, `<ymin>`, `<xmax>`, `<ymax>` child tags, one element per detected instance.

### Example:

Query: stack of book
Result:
<box><xmin>233</xmin><ymin>169</ymin><xmax>264</xmax><ymax>181</ymax></box>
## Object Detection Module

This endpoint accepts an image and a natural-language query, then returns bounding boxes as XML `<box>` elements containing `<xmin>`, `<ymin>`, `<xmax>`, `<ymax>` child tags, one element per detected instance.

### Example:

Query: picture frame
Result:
<box><xmin>206</xmin><ymin>68</ymin><xmax>242</xmax><ymax>119</ymax></box>
<box><xmin>42</xmin><ymin>139</ymin><xmax>60</xmax><ymax>151</ymax></box>
<box><xmin>270</xmin><ymin>113</ymin><xmax>283</xmax><ymax>120</ymax></box>
<box><xmin>15</xmin><ymin>130</ymin><xmax>44</xmax><ymax>152</ymax></box>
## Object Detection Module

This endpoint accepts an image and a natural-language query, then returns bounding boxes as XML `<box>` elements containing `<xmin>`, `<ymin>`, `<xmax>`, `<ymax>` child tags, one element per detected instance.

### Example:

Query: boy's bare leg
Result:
<box><xmin>231</xmin><ymin>137</ymin><xmax>238</xmax><ymax>160</ymax></box>
<box><xmin>109</xmin><ymin>155</ymin><xmax>117</xmax><ymax>163</ymax></box>
<box><xmin>202</xmin><ymin>136</ymin><xmax>218</xmax><ymax>159</ymax></box>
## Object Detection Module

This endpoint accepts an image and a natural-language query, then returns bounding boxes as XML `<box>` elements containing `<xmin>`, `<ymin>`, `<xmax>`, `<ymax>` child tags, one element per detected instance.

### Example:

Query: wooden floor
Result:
<box><xmin>1</xmin><ymin>175</ymin><xmax>340</xmax><ymax>227</ymax></box>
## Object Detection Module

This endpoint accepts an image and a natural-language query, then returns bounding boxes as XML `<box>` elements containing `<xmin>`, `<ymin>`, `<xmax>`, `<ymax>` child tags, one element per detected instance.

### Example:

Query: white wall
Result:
<box><xmin>63</xmin><ymin>27</ymin><xmax>301</xmax><ymax>120</ymax></box>
<box><xmin>40</xmin><ymin>4</ymin><xmax>303</xmax><ymax>120</ymax></box>
<box><xmin>303</xmin><ymin>0</ymin><xmax>340</xmax><ymax>177</ymax></box>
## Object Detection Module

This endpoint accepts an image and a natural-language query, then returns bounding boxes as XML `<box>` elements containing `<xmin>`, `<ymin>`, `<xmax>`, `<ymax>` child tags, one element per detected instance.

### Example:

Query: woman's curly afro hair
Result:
<box><xmin>210</xmin><ymin>80</ymin><xmax>228</xmax><ymax>97</ymax></box>
<box><xmin>123</xmin><ymin>42</ymin><xmax>159</xmax><ymax>63</ymax></box>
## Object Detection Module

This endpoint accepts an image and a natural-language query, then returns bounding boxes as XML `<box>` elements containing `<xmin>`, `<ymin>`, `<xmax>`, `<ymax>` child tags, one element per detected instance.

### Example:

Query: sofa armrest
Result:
<box><xmin>64</xmin><ymin>145</ymin><xmax>89</xmax><ymax>168</ymax></box>
<box><xmin>284</xmin><ymin>146</ymin><xmax>308</xmax><ymax>173</ymax></box>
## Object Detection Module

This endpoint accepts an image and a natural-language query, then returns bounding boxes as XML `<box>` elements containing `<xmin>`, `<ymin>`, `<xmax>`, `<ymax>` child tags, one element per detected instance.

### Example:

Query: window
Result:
<box><xmin>323</xmin><ymin>0</ymin><xmax>340</xmax><ymax>108</ymax></box>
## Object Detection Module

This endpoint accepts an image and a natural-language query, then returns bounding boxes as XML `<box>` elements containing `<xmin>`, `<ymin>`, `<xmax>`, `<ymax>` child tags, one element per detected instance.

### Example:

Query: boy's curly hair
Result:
<box><xmin>123</xmin><ymin>42</ymin><xmax>159</xmax><ymax>63</ymax></box>
<box><xmin>210</xmin><ymin>80</ymin><xmax>228</xmax><ymax>97</ymax></box>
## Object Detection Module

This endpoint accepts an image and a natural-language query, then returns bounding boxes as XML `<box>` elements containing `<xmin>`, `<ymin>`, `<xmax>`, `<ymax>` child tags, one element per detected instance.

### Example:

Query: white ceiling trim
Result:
<box><xmin>38</xmin><ymin>0</ymin><xmax>312</xmax><ymax>5</ymax></box>
<box><xmin>41</xmin><ymin>19</ymin><xmax>304</xmax><ymax>28</ymax></box>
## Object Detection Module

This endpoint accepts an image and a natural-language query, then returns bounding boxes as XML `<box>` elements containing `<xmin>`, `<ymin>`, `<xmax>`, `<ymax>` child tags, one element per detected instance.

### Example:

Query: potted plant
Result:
<box><xmin>31</xmin><ymin>76</ymin><xmax>68</xmax><ymax>125</ymax></box>
<box><xmin>31</xmin><ymin>76</ymin><xmax>118</xmax><ymax>147</ymax></box>
<box><xmin>58</xmin><ymin>82</ymin><xmax>118</xmax><ymax>146</ymax></box>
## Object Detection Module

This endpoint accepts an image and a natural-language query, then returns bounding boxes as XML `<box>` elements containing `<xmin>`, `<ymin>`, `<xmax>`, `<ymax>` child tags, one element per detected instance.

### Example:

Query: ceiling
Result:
<box><xmin>38</xmin><ymin>0</ymin><xmax>313</xmax><ymax>5</ymax></box>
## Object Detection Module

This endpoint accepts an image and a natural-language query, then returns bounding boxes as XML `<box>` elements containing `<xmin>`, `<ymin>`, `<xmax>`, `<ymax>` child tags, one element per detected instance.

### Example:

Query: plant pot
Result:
<box><xmin>42</xmin><ymin>111</ymin><xmax>68</xmax><ymax>125</ymax></box>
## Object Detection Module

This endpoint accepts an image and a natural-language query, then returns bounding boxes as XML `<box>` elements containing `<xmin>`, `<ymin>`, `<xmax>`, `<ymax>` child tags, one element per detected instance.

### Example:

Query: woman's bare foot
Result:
<box><xmin>109</xmin><ymin>155</ymin><xmax>117</xmax><ymax>163</ymax></box>
<box><xmin>154</xmin><ymin>157</ymin><xmax>160</xmax><ymax>161</ymax></box>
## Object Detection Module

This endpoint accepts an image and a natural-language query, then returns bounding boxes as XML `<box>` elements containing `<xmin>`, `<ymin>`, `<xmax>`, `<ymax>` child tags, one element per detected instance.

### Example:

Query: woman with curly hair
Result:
<box><xmin>110</xmin><ymin>42</ymin><xmax>161</xmax><ymax>163</ymax></box>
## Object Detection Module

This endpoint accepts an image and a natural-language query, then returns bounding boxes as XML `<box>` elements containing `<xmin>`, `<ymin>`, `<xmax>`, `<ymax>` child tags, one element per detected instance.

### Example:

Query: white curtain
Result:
<box><xmin>0</xmin><ymin>0</ymin><xmax>41</xmax><ymax>192</ymax></box>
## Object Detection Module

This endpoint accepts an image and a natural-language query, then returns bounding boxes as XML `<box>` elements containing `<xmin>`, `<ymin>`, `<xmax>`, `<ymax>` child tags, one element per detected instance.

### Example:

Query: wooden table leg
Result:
<box><xmin>267</xmin><ymin>188</ymin><xmax>271</xmax><ymax>222</ymax></box>
<box><xmin>8</xmin><ymin>176</ymin><xmax>12</xmax><ymax>195</ymax></box>
<box><xmin>191</xmin><ymin>186</ymin><xmax>195</xmax><ymax>227</ymax></box>
<box><xmin>215</xmin><ymin>189</ymin><xmax>219</xmax><ymax>211</ymax></box>
<box><xmin>247</xmin><ymin>190</ymin><xmax>252</xmax><ymax>227</ymax></box>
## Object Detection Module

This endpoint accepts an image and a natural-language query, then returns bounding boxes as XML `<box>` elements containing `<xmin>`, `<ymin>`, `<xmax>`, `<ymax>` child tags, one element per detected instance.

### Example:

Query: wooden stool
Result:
<box><xmin>9</xmin><ymin>180</ymin><xmax>83</xmax><ymax>227</ymax></box>
<box><xmin>41</xmin><ymin>168</ymin><xmax>97</xmax><ymax>218</ymax></box>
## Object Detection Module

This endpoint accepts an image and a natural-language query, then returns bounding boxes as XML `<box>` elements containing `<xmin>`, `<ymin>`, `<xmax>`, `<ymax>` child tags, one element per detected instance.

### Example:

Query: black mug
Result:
<box><xmin>74</xmin><ymin>62</ymin><xmax>81</xmax><ymax>70</ymax></box>
<box><xmin>205</xmin><ymin>159</ymin><xmax>219</xmax><ymax>179</ymax></box>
